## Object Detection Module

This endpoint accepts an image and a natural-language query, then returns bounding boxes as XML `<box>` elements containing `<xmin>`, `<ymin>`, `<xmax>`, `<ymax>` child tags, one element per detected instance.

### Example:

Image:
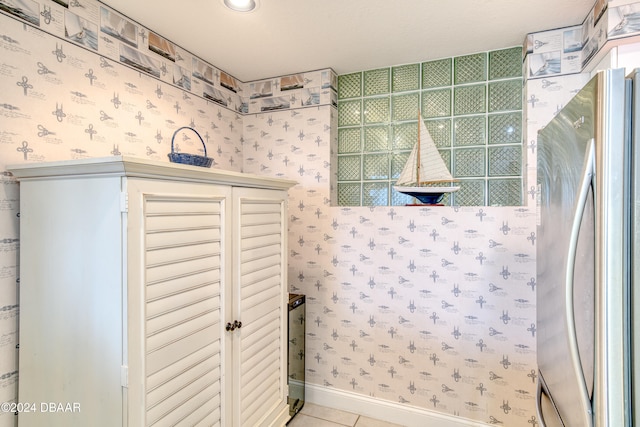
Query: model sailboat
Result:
<box><xmin>393</xmin><ymin>112</ymin><xmax>459</xmax><ymax>204</ymax></box>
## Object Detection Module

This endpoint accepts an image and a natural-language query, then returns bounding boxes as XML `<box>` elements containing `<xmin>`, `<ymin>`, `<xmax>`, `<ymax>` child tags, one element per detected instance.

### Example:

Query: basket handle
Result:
<box><xmin>171</xmin><ymin>126</ymin><xmax>207</xmax><ymax>157</ymax></box>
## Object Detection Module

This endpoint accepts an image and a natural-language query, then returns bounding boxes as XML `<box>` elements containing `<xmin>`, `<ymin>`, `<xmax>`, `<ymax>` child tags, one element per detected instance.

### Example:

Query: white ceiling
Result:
<box><xmin>99</xmin><ymin>0</ymin><xmax>595</xmax><ymax>82</ymax></box>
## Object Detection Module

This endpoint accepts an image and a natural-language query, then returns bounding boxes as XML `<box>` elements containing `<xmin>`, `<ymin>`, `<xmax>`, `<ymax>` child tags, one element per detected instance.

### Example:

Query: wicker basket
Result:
<box><xmin>167</xmin><ymin>126</ymin><xmax>213</xmax><ymax>168</ymax></box>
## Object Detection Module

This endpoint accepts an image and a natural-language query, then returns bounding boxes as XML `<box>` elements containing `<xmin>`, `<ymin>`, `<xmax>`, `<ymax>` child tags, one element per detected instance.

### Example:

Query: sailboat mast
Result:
<box><xmin>416</xmin><ymin>113</ymin><xmax>421</xmax><ymax>186</ymax></box>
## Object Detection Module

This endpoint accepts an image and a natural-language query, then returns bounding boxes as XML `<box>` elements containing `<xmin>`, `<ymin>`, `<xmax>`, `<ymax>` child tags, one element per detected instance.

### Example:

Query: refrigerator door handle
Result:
<box><xmin>537</xmin><ymin>370</ymin><xmax>564</xmax><ymax>427</ymax></box>
<box><xmin>536</xmin><ymin>372</ymin><xmax>546</xmax><ymax>427</ymax></box>
<box><xmin>564</xmin><ymin>137</ymin><xmax>595</xmax><ymax>419</ymax></box>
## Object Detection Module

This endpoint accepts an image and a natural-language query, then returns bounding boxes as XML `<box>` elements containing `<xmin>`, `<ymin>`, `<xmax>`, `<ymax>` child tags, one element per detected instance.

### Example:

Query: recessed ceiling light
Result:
<box><xmin>223</xmin><ymin>0</ymin><xmax>257</xmax><ymax>12</ymax></box>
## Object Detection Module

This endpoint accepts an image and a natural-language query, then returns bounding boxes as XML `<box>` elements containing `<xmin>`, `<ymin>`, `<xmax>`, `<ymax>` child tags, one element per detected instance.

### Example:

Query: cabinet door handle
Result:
<box><xmin>226</xmin><ymin>320</ymin><xmax>243</xmax><ymax>331</ymax></box>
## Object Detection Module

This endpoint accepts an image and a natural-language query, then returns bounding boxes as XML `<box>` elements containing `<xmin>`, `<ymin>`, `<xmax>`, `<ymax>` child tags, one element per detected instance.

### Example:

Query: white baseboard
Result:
<box><xmin>304</xmin><ymin>383</ymin><xmax>489</xmax><ymax>427</ymax></box>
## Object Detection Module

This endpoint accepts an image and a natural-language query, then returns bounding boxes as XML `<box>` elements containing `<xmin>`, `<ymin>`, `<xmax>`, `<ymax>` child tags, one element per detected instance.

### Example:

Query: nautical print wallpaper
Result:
<box><xmin>0</xmin><ymin>2</ymin><xmax>248</xmax><ymax>425</ymax></box>
<box><xmin>244</xmin><ymin>107</ymin><xmax>540</xmax><ymax>425</ymax></box>
<box><xmin>0</xmin><ymin>0</ymin><xmax>627</xmax><ymax>426</ymax></box>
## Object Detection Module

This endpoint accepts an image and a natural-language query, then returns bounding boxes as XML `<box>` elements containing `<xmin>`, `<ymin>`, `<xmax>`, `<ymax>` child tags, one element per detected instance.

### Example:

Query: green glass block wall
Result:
<box><xmin>336</xmin><ymin>46</ymin><xmax>523</xmax><ymax>206</ymax></box>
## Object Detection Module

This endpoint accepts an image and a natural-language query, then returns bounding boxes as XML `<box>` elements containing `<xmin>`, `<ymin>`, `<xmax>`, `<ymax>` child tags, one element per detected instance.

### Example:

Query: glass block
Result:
<box><xmin>334</xmin><ymin>49</ymin><xmax>525</xmax><ymax>208</ymax></box>
<box><xmin>439</xmin><ymin>192</ymin><xmax>452</xmax><ymax>206</ymax></box>
<box><xmin>454</xmin><ymin>53</ymin><xmax>487</xmax><ymax>84</ymax></box>
<box><xmin>391</xmin><ymin>151</ymin><xmax>410</xmax><ymax>179</ymax></box>
<box><xmin>453</xmin><ymin>147</ymin><xmax>486</xmax><ymax>177</ymax></box>
<box><xmin>425</xmin><ymin>119</ymin><xmax>451</xmax><ymax>148</ymax></box>
<box><xmin>452</xmin><ymin>180</ymin><xmax>485</xmax><ymax>206</ymax></box>
<box><xmin>338</xmin><ymin>72</ymin><xmax>362</xmax><ymax>99</ymax></box>
<box><xmin>488</xmin><ymin>178</ymin><xmax>522</xmax><ymax>206</ymax></box>
<box><xmin>364</xmin><ymin>96</ymin><xmax>390</xmax><ymax>124</ymax></box>
<box><xmin>489</xmin><ymin>47</ymin><xmax>522</xmax><ymax>81</ymax></box>
<box><xmin>454</xmin><ymin>85</ymin><xmax>486</xmax><ymax>115</ymax></box>
<box><xmin>488</xmin><ymin>145</ymin><xmax>522</xmax><ymax>176</ymax></box>
<box><xmin>338</xmin><ymin>183</ymin><xmax>361</xmax><ymax>206</ymax></box>
<box><xmin>454</xmin><ymin>116</ymin><xmax>486</xmax><ymax>146</ymax></box>
<box><xmin>392</xmin><ymin>63</ymin><xmax>420</xmax><ymax>92</ymax></box>
<box><xmin>392</xmin><ymin>186</ymin><xmax>414</xmax><ymax>206</ymax></box>
<box><xmin>364</xmin><ymin>68</ymin><xmax>390</xmax><ymax>96</ymax></box>
<box><xmin>338</xmin><ymin>127</ymin><xmax>362</xmax><ymax>153</ymax></box>
<box><xmin>392</xmin><ymin>122</ymin><xmax>418</xmax><ymax>150</ymax></box>
<box><xmin>364</xmin><ymin>126</ymin><xmax>390</xmax><ymax>152</ymax></box>
<box><xmin>392</xmin><ymin>93</ymin><xmax>419</xmax><ymax>121</ymax></box>
<box><xmin>363</xmin><ymin>182</ymin><xmax>389</xmax><ymax>206</ymax></box>
<box><xmin>422</xmin><ymin>88</ymin><xmax>451</xmax><ymax>118</ymax></box>
<box><xmin>338</xmin><ymin>99</ymin><xmax>362</xmax><ymax>126</ymax></box>
<box><xmin>488</xmin><ymin>112</ymin><xmax>522</xmax><ymax>145</ymax></box>
<box><xmin>363</xmin><ymin>153</ymin><xmax>389</xmax><ymax>180</ymax></box>
<box><xmin>337</xmin><ymin>155</ymin><xmax>361</xmax><ymax>180</ymax></box>
<box><xmin>488</xmin><ymin>79</ymin><xmax>522</xmax><ymax>112</ymax></box>
<box><xmin>422</xmin><ymin>58</ymin><xmax>452</xmax><ymax>88</ymax></box>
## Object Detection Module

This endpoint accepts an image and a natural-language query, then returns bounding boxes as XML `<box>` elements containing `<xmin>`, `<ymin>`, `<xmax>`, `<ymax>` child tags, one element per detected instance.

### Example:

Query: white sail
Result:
<box><xmin>395</xmin><ymin>114</ymin><xmax>454</xmax><ymax>186</ymax></box>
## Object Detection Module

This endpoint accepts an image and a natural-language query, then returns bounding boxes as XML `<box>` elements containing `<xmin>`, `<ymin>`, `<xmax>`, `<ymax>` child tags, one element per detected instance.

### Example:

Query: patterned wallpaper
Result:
<box><xmin>0</xmin><ymin>3</ymin><xmax>248</xmax><ymax>425</ymax></box>
<box><xmin>0</xmin><ymin>1</ymin><xmax>600</xmax><ymax>427</ymax></box>
<box><xmin>244</xmin><ymin>107</ymin><xmax>540</xmax><ymax>425</ymax></box>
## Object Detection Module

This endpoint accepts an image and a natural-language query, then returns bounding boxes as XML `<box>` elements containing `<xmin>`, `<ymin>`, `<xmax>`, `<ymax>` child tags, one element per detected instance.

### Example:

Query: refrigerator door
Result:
<box><xmin>537</xmin><ymin>81</ymin><xmax>597</xmax><ymax>427</ymax></box>
<box><xmin>536</xmin><ymin>68</ymin><xmax>630</xmax><ymax>427</ymax></box>
<box><xmin>629</xmin><ymin>69</ymin><xmax>640</xmax><ymax>427</ymax></box>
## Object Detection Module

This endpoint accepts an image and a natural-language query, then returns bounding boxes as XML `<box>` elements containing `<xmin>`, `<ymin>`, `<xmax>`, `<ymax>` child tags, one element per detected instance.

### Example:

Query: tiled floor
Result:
<box><xmin>287</xmin><ymin>403</ymin><xmax>405</xmax><ymax>427</ymax></box>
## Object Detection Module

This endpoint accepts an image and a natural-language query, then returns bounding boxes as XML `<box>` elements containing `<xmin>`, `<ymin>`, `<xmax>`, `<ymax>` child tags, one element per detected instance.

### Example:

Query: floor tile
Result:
<box><xmin>355</xmin><ymin>415</ymin><xmax>406</xmax><ymax>427</ymax></box>
<box><xmin>288</xmin><ymin>413</ymin><xmax>346</xmax><ymax>427</ymax></box>
<box><xmin>298</xmin><ymin>403</ymin><xmax>359</xmax><ymax>426</ymax></box>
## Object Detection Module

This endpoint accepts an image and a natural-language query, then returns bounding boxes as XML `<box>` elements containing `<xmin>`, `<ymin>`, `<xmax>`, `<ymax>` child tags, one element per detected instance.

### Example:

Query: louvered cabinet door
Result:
<box><xmin>127</xmin><ymin>180</ymin><xmax>231</xmax><ymax>427</ymax></box>
<box><xmin>232</xmin><ymin>188</ymin><xmax>289</xmax><ymax>427</ymax></box>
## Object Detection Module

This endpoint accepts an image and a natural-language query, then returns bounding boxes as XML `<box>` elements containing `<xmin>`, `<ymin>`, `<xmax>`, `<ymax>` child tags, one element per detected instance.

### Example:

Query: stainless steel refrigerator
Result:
<box><xmin>536</xmin><ymin>67</ymin><xmax>639</xmax><ymax>427</ymax></box>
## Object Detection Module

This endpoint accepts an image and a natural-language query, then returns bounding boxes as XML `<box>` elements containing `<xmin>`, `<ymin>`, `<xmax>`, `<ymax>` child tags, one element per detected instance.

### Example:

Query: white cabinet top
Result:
<box><xmin>8</xmin><ymin>156</ymin><xmax>296</xmax><ymax>190</ymax></box>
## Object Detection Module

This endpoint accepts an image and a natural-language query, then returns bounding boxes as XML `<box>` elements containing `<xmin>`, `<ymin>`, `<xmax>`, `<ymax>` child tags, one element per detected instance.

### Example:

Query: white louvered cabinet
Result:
<box><xmin>10</xmin><ymin>157</ymin><xmax>295</xmax><ymax>427</ymax></box>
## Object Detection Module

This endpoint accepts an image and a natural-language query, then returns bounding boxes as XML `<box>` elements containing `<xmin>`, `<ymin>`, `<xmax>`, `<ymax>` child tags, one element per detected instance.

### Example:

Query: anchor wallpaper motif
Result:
<box><xmin>0</xmin><ymin>0</ymin><xmax>620</xmax><ymax>426</ymax></box>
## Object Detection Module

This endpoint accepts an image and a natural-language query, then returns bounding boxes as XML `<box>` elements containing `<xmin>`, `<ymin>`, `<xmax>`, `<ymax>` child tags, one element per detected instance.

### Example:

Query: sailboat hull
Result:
<box><xmin>393</xmin><ymin>185</ymin><xmax>460</xmax><ymax>204</ymax></box>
